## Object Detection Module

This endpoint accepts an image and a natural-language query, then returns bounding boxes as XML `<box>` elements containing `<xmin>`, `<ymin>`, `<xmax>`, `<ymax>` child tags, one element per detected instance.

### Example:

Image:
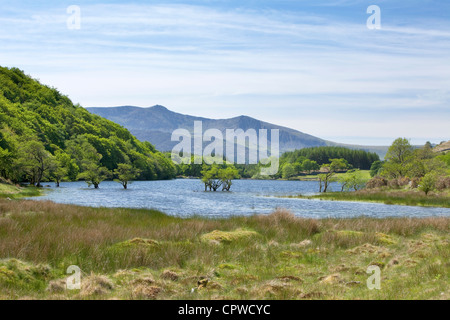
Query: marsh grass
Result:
<box><xmin>0</xmin><ymin>199</ymin><xmax>448</xmax><ymax>300</ymax></box>
<box><xmin>293</xmin><ymin>189</ymin><xmax>450</xmax><ymax>208</ymax></box>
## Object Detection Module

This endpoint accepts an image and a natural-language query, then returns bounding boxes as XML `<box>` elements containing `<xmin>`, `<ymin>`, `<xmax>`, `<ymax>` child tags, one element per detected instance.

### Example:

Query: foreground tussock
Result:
<box><xmin>132</xmin><ymin>284</ymin><xmax>162</xmax><ymax>300</ymax></box>
<box><xmin>79</xmin><ymin>275</ymin><xmax>114</xmax><ymax>298</ymax></box>
<box><xmin>46</xmin><ymin>279</ymin><xmax>66</xmax><ymax>294</ymax></box>
<box><xmin>0</xmin><ymin>258</ymin><xmax>52</xmax><ymax>291</ymax></box>
<box><xmin>318</xmin><ymin>273</ymin><xmax>343</xmax><ymax>285</ymax></box>
<box><xmin>200</xmin><ymin>229</ymin><xmax>259</xmax><ymax>244</ymax></box>
<box><xmin>0</xmin><ymin>200</ymin><xmax>448</xmax><ymax>300</ymax></box>
<box><xmin>115</xmin><ymin>238</ymin><xmax>160</xmax><ymax>248</ymax></box>
<box><xmin>161</xmin><ymin>270</ymin><xmax>179</xmax><ymax>281</ymax></box>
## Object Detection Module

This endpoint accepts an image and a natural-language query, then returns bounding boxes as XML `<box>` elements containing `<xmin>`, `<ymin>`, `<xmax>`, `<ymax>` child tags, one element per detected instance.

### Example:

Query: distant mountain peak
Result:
<box><xmin>86</xmin><ymin>105</ymin><xmax>389</xmax><ymax>157</ymax></box>
<box><xmin>151</xmin><ymin>105</ymin><xmax>169</xmax><ymax>111</ymax></box>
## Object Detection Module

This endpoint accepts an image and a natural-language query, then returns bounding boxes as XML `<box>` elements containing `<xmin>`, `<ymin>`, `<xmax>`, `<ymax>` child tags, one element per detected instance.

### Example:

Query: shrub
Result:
<box><xmin>366</xmin><ymin>176</ymin><xmax>388</xmax><ymax>189</ymax></box>
<box><xmin>436</xmin><ymin>176</ymin><xmax>450</xmax><ymax>190</ymax></box>
<box><xmin>388</xmin><ymin>179</ymin><xmax>400</xmax><ymax>189</ymax></box>
<box><xmin>410</xmin><ymin>178</ymin><xmax>420</xmax><ymax>189</ymax></box>
<box><xmin>398</xmin><ymin>177</ymin><xmax>410</xmax><ymax>187</ymax></box>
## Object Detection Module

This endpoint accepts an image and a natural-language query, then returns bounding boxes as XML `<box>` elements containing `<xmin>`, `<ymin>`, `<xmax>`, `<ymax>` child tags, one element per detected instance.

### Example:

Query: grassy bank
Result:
<box><xmin>0</xmin><ymin>199</ymin><xmax>448</xmax><ymax>300</ymax></box>
<box><xmin>0</xmin><ymin>183</ymin><xmax>42</xmax><ymax>199</ymax></box>
<box><xmin>292</xmin><ymin>189</ymin><xmax>450</xmax><ymax>208</ymax></box>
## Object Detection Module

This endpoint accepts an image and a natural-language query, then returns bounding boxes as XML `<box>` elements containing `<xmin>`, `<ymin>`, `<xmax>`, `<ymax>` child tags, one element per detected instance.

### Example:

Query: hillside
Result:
<box><xmin>87</xmin><ymin>105</ymin><xmax>390</xmax><ymax>158</ymax></box>
<box><xmin>0</xmin><ymin>67</ymin><xmax>176</xmax><ymax>183</ymax></box>
<box><xmin>434</xmin><ymin>141</ymin><xmax>450</xmax><ymax>153</ymax></box>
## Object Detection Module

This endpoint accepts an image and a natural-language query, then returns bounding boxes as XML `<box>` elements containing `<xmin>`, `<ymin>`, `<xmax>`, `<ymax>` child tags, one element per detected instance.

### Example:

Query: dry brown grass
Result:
<box><xmin>161</xmin><ymin>270</ymin><xmax>179</xmax><ymax>281</ymax></box>
<box><xmin>255</xmin><ymin>209</ymin><xmax>320</xmax><ymax>234</ymax></box>
<box><xmin>46</xmin><ymin>279</ymin><xmax>66</xmax><ymax>294</ymax></box>
<box><xmin>320</xmin><ymin>216</ymin><xmax>450</xmax><ymax>236</ymax></box>
<box><xmin>131</xmin><ymin>284</ymin><xmax>162</xmax><ymax>299</ymax></box>
<box><xmin>79</xmin><ymin>274</ymin><xmax>114</xmax><ymax>298</ymax></box>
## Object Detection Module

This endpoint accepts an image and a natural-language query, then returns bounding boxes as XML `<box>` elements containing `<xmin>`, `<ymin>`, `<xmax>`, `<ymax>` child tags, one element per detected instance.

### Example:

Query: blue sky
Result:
<box><xmin>0</xmin><ymin>0</ymin><xmax>449</xmax><ymax>145</ymax></box>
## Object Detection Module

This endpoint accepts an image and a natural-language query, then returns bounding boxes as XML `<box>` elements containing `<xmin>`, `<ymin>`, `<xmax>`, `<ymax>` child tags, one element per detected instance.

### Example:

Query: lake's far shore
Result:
<box><xmin>287</xmin><ymin>189</ymin><xmax>450</xmax><ymax>208</ymax></box>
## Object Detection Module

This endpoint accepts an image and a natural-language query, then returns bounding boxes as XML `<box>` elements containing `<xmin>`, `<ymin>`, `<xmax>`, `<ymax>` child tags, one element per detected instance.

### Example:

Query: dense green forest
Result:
<box><xmin>280</xmin><ymin>146</ymin><xmax>380</xmax><ymax>170</ymax></box>
<box><xmin>0</xmin><ymin>66</ymin><xmax>176</xmax><ymax>187</ymax></box>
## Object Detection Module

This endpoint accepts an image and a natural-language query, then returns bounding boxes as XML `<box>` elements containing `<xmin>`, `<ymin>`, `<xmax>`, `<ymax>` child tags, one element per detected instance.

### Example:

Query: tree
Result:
<box><xmin>17</xmin><ymin>140</ymin><xmax>54</xmax><ymax>187</ymax></box>
<box><xmin>419</xmin><ymin>173</ymin><xmax>437</xmax><ymax>195</ymax></box>
<box><xmin>385</xmin><ymin>138</ymin><xmax>414</xmax><ymax>164</ymax></box>
<box><xmin>382</xmin><ymin>138</ymin><xmax>414</xmax><ymax>178</ymax></box>
<box><xmin>201</xmin><ymin>165</ymin><xmax>240</xmax><ymax>191</ymax></box>
<box><xmin>66</xmin><ymin>136</ymin><xmax>102</xmax><ymax>169</ymax></box>
<box><xmin>423</xmin><ymin>158</ymin><xmax>448</xmax><ymax>176</ymax></box>
<box><xmin>49</xmin><ymin>161</ymin><xmax>68</xmax><ymax>188</ymax></box>
<box><xmin>77</xmin><ymin>162</ymin><xmax>111</xmax><ymax>189</ymax></box>
<box><xmin>319</xmin><ymin>158</ymin><xmax>349</xmax><ymax>193</ymax></box>
<box><xmin>114</xmin><ymin>163</ymin><xmax>141</xmax><ymax>189</ymax></box>
<box><xmin>437</xmin><ymin>152</ymin><xmax>450</xmax><ymax>168</ymax></box>
<box><xmin>71</xmin><ymin>137</ymin><xmax>111</xmax><ymax>189</ymax></box>
<box><xmin>338</xmin><ymin>170</ymin><xmax>368</xmax><ymax>192</ymax></box>
<box><xmin>201</xmin><ymin>165</ymin><xmax>222</xmax><ymax>191</ymax></box>
<box><xmin>403</xmin><ymin>143</ymin><xmax>441</xmax><ymax>178</ymax></box>
<box><xmin>282</xmin><ymin>163</ymin><xmax>296</xmax><ymax>180</ymax></box>
<box><xmin>219</xmin><ymin>166</ymin><xmax>240</xmax><ymax>191</ymax></box>
<box><xmin>318</xmin><ymin>174</ymin><xmax>326</xmax><ymax>193</ymax></box>
<box><xmin>0</xmin><ymin>147</ymin><xmax>14</xmax><ymax>180</ymax></box>
<box><xmin>58</xmin><ymin>151</ymin><xmax>79</xmax><ymax>181</ymax></box>
<box><xmin>49</xmin><ymin>151</ymin><xmax>78</xmax><ymax>187</ymax></box>
<box><xmin>405</xmin><ymin>159</ymin><xmax>426</xmax><ymax>178</ymax></box>
<box><xmin>51</xmin><ymin>165</ymin><xmax>68</xmax><ymax>187</ymax></box>
<box><xmin>293</xmin><ymin>162</ymin><xmax>303</xmax><ymax>175</ymax></box>
<box><xmin>302</xmin><ymin>159</ymin><xmax>320</xmax><ymax>174</ymax></box>
<box><xmin>369</xmin><ymin>160</ymin><xmax>383</xmax><ymax>177</ymax></box>
<box><xmin>415</xmin><ymin>142</ymin><xmax>434</xmax><ymax>160</ymax></box>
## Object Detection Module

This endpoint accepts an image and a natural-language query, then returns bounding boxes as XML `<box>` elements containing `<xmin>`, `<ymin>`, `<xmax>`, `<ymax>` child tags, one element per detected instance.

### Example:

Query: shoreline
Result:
<box><xmin>3</xmin><ymin>181</ymin><xmax>450</xmax><ymax>212</ymax></box>
<box><xmin>285</xmin><ymin>190</ymin><xmax>450</xmax><ymax>209</ymax></box>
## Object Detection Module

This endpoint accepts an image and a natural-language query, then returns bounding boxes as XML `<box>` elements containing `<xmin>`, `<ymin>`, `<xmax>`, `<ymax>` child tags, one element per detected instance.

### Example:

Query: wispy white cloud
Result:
<box><xmin>0</xmin><ymin>2</ymin><xmax>449</xmax><ymax>145</ymax></box>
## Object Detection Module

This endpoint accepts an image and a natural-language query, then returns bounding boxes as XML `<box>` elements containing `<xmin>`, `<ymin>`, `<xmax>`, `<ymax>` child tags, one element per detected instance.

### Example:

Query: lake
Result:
<box><xmin>31</xmin><ymin>179</ymin><xmax>450</xmax><ymax>219</ymax></box>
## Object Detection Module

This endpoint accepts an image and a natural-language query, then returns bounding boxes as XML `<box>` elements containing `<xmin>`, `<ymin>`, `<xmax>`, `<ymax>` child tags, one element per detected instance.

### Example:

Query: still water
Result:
<box><xmin>33</xmin><ymin>179</ymin><xmax>450</xmax><ymax>219</ymax></box>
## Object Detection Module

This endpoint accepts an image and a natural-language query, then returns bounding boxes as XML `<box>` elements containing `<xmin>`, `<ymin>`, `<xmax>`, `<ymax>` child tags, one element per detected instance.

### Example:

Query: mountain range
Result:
<box><xmin>87</xmin><ymin>105</ymin><xmax>390</xmax><ymax>158</ymax></box>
